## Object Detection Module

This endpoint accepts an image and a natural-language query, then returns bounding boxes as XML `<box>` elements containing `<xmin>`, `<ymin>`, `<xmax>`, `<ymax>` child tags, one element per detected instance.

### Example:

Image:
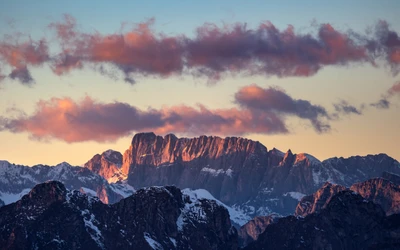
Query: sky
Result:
<box><xmin>0</xmin><ymin>0</ymin><xmax>399</xmax><ymax>166</ymax></box>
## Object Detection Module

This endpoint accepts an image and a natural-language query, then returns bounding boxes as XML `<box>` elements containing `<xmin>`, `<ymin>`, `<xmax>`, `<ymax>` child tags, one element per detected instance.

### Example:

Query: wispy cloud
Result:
<box><xmin>333</xmin><ymin>100</ymin><xmax>363</xmax><ymax>115</ymax></box>
<box><xmin>370</xmin><ymin>81</ymin><xmax>400</xmax><ymax>109</ymax></box>
<box><xmin>0</xmin><ymin>36</ymin><xmax>49</xmax><ymax>84</ymax></box>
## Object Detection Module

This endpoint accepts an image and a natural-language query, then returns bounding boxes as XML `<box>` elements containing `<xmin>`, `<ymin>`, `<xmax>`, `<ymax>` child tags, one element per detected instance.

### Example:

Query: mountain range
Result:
<box><xmin>1</xmin><ymin>132</ymin><xmax>400</xmax><ymax>249</ymax></box>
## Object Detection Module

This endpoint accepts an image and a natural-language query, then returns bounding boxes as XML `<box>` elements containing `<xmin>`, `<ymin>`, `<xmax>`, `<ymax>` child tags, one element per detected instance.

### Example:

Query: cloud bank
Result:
<box><xmin>0</xmin><ymin>85</ymin><xmax>334</xmax><ymax>142</ymax></box>
<box><xmin>0</xmin><ymin>15</ymin><xmax>399</xmax><ymax>84</ymax></box>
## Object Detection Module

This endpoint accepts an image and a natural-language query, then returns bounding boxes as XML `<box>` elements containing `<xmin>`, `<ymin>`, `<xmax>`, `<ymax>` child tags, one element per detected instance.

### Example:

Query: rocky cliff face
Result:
<box><xmin>294</xmin><ymin>182</ymin><xmax>347</xmax><ymax>216</ymax></box>
<box><xmin>238</xmin><ymin>215</ymin><xmax>279</xmax><ymax>247</ymax></box>
<box><xmin>0</xmin><ymin>181</ymin><xmax>238</xmax><ymax>250</ymax></box>
<box><xmin>84</xmin><ymin>150</ymin><xmax>125</xmax><ymax>183</ymax></box>
<box><xmin>245</xmin><ymin>191</ymin><xmax>400</xmax><ymax>250</ymax></box>
<box><xmin>351</xmin><ymin>178</ymin><xmax>400</xmax><ymax>215</ymax></box>
<box><xmin>117</xmin><ymin>132</ymin><xmax>400</xmax><ymax>217</ymax></box>
<box><xmin>295</xmin><ymin>178</ymin><xmax>400</xmax><ymax>217</ymax></box>
<box><xmin>123</xmin><ymin>132</ymin><xmax>270</xmax><ymax>205</ymax></box>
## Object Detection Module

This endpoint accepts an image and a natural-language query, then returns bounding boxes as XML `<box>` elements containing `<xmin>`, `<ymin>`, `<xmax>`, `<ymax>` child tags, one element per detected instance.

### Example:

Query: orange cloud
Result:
<box><xmin>0</xmin><ymin>85</ymin><xmax>339</xmax><ymax>142</ymax></box>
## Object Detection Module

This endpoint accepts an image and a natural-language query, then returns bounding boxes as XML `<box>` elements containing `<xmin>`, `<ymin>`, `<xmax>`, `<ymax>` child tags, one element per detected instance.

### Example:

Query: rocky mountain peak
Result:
<box><xmin>102</xmin><ymin>149</ymin><xmax>122</xmax><ymax>163</ymax></box>
<box><xmin>278</xmin><ymin>149</ymin><xmax>294</xmax><ymax>166</ymax></box>
<box><xmin>293</xmin><ymin>153</ymin><xmax>321</xmax><ymax>166</ymax></box>
<box><xmin>25</xmin><ymin>181</ymin><xmax>67</xmax><ymax>205</ymax></box>
<box><xmin>84</xmin><ymin>150</ymin><xmax>124</xmax><ymax>183</ymax></box>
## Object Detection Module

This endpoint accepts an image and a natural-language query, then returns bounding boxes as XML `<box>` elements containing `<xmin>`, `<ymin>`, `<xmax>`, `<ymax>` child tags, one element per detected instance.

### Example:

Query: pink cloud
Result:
<box><xmin>0</xmin><ymin>85</ymin><xmax>338</xmax><ymax>142</ymax></box>
<box><xmin>235</xmin><ymin>85</ymin><xmax>331</xmax><ymax>132</ymax></box>
<box><xmin>0</xmin><ymin>37</ymin><xmax>49</xmax><ymax>84</ymax></box>
<box><xmin>388</xmin><ymin>81</ymin><xmax>400</xmax><ymax>95</ymax></box>
<box><xmin>0</xmin><ymin>16</ymin><xmax>399</xmax><ymax>84</ymax></box>
<box><xmin>186</xmin><ymin>22</ymin><xmax>368</xmax><ymax>80</ymax></box>
<box><xmin>49</xmin><ymin>15</ymin><xmax>185</xmax><ymax>81</ymax></box>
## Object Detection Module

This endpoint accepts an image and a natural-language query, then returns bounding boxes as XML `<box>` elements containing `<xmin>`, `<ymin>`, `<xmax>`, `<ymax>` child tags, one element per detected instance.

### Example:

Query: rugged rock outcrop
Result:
<box><xmin>0</xmin><ymin>181</ymin><xmax>238</xmax><ymax>250</ymax></box>
<box><xmin>351</xmin><ymin>178</ymin><xmax>400</xmax><ymax>215</ymax></box>
<box><xmin>123</xmin><ymin>132</ymin><xmax>270</xmax><ymax>205</ymax></box>
<box><xmin>295</xmin><ymin>178</ymin><xmax>400</xmax><ymax>217</ymax></box>
<box><xmin>245</xmin><ymin>191</ymin><xmax>400</xmax><ymax>250</ymax></box>
<box><xmin>295</xmin><ymin>182</ymin><xmax>347</xmax><ymax>216</ymax></box>
<box><xmin>119</xmin><ymin>132</ymin><xmax>400</xmax><ymax>217</ymax></box>
<box><xmin>238</xmin><ymin>215</ymin><xmax>279</xmax><ymax>247</ymax></box>
<box><xmin>84</xmin><ymin>150</ymin><xmax>125</xmax><ymax>183</ymax></box>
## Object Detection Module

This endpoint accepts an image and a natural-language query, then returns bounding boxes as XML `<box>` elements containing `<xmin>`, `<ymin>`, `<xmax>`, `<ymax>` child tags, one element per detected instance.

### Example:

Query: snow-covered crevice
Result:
<box><xmin>81</xmin><ymin>209</ymin><xmax>105</xmax><ymax>249</ymax></box>
<box><xmin>144</xmin><ymin>233</ymin><xmax>164</xmax><ymax>250</ymax></box>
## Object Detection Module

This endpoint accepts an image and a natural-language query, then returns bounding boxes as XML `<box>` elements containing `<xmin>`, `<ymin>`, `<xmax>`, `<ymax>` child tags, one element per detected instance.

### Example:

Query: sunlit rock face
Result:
<box><xmin>295</xmin><ymin>178</ymin><xmax>400</xmax><ymax>217</ymax></box>
<box><xmin>122</xmin><ymin>132</ymin><xmax>270</xmax><ymax>205</ymax></box>
<box><xmin>84</xmin><ymin>150</ymin><xmax>125</xmax><ymax>183</ymax></box>
<box><xmin>237</xmin><ymin>215</ymin><xmax>279</xmax><ymax>247</ymax></box>
<box><xmin>114</xmin><ymin>132</ymin><xmax>400</xmax><ymax>217</ymax></box>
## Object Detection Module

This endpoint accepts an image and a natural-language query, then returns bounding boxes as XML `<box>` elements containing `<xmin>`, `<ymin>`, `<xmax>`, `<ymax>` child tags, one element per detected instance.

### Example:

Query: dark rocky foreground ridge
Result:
<box><xmin>0</xmin><ymin>181</ymin><xmax>237</xmax><ymax>250</ymax></box>
<box><xmin>3</xmin><ymin>180</ymin><xmax>400</xmax><ymax>250</ymax></box>
<box><xmin>238</xmin><ymin>173</ymin><xmax>400</xmax><ymax>247</ymax></box>
<box><xmin>295</xmin><ymin>175</ymin><xmax>400</xmax><ymax>217</ymax></box>
<box><xmin>244</xmin><ymin>190</ymin><xmax>400</xmax><ymax>250</ymax></box>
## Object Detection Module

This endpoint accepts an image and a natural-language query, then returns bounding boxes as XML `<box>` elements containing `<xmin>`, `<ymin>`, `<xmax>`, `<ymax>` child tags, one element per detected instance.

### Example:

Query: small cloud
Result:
<box><xmin>370</xmin><ymin>98</ymin><xmax>390</xmax><ymax>109</ymax></box>
<box><xmin>333</xmin><ymin>100</ymin><xmax>363</xmax><ymax>115</ymax></box>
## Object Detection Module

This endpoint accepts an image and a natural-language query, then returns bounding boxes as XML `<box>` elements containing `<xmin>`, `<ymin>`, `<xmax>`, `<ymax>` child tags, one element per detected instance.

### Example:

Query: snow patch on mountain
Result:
<box><xmin>109</xmin><ymin>182</ymin><xmax>136</xmax><ymax>197</ymax></box>
<box><xmin>182</xmin><ymin>189</ymin><xmax>251</xmax><ymax>226</ymax></box>
<box><xmin>81</xmin><ymin>209</ymin><xmax>104</xmax><ymax>249</ymax></box>
<box><xmin>283</xmin><ymin>192</ymin><xmax>306</xmax><ymax>201</ymax></box>
<box><xmin>201</xmin><ymin>167</ymin><xmax>233</xmax><ymax>177</ymax></box>
<box><xmin>80</xmin><ymin>187</ymin><xmax>97</xmax><ymax>197</ymax></box>
<box><xmin>0</xmin><ymin>188</ymin><xmax>31</xmax><ymax>205</ymax></box>
<box><xmin>144</xmin><ymin>233</ymin><xmax>163</xmax><ymax>250</ymax></box>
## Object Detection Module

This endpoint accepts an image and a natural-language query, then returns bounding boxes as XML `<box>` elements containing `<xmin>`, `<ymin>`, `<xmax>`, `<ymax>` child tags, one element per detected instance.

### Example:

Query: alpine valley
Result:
<box><xmin>1</xmin><ymin>132</ymin><xmax>400</xmax><ymax>249</ymax></box>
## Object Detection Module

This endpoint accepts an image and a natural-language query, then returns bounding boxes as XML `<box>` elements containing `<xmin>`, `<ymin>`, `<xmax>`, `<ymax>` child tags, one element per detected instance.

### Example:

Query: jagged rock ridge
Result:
<box><xmin>296</xmin><ymin>177</ymin><xmax>400</xmax><ymax>217</ymax></box>
<box><xmin>244</xmin><ymin>190</ymin><xmax>400</xmax><ymax>250</ymax></box>
<box><xmin>115</xmin><ymin>132</ymin><xmax>400</xmax><ymax>217</ymax></box>
<box><xmin>237</xmin><ymin>215</ymin><xmax>279</xmax><ymax>247</ymax></box>
<box><xmin>0</xmin><ymin>160</ymin><xmax>133</xmax><ymax>206</ymax></box>
<box><xmin>0</xmin><ymin>181</ymin><xmax>237</xmax><ymax>250</ymax></box>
